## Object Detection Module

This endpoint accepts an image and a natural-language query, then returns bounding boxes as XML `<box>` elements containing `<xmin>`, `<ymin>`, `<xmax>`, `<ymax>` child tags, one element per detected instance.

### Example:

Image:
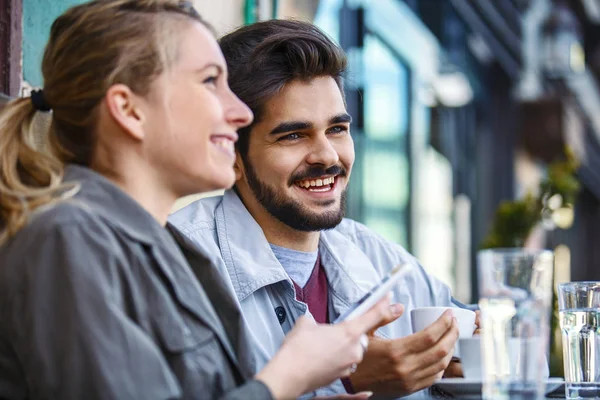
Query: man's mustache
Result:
<box><xmin>288</xmin><ymin>165</ymin><xmax>347</xmax><ymax>186</ymax></box>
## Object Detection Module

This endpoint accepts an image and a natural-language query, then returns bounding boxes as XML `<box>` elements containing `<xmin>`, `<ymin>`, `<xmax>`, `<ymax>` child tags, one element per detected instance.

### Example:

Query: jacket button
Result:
<box><xmin>275</xmin><ymin>306</ymin><xmax>286</xmax><ymax>324</ymax></box>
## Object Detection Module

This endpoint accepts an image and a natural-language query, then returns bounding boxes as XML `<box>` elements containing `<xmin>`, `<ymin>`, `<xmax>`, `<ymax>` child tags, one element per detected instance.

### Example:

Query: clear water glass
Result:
<box><xmin>478</xmin><ymin>248</ymin><xmax>554</xmax><ymax>400</ymax></box>
<box><xmin>558</xmin><ymin>282</ymin><xmax>600</xmax><ymax>399</ymax></box>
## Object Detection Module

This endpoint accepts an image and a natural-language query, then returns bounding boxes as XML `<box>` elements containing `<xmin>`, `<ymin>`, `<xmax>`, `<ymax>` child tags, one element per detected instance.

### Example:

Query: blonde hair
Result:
<box><xmin>0</xmin><ymin>0</ymin><xmax>205</xmax><ymax>244</ymax></box>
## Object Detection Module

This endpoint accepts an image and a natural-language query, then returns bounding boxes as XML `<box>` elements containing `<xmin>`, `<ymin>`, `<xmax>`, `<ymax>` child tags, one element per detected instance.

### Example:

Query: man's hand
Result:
<box><xmin>349</xmin><ymin>310</ymin><xmax>459</xmax><ymax>396</ymax></box>
<box><xmin>473</xmin><ymin>310</ymin><xmax>481</xmax><ymax>335</ymax></box>
<box><xmin>442</xmin><ymin>309</ymin><xmax>482</xmax><ymax>378</ymax></box>
<box><xmin>442</xmin><ymin>359</ymin><xmax>463</xmax><ymax>378</ymax></box>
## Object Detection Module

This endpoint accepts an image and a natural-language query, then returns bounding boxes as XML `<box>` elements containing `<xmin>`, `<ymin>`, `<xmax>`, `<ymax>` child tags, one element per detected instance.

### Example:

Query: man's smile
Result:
<box><xmin>294</xmin><ymin>175</ymin><xmax>337</xmax><ymax>192</ymax></box>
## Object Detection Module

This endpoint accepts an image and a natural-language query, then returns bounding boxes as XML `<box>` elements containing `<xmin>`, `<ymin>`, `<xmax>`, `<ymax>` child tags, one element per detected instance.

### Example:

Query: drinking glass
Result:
<box><xmin>478</xmin><ymin>248</ymin><xmax>554</xmax><ymax>400</ymax></box>
<box><xmin>558</xmin><ymin>282</ymin><xmax>600</xmax><ymax>399</ymax></box>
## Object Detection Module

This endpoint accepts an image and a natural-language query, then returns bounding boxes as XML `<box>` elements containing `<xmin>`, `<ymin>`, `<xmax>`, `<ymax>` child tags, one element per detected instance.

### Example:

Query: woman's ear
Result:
<box><xmin>104</xmin><ymin>84</ymin><xmax>146</xmax><ymax>141</ymax></box>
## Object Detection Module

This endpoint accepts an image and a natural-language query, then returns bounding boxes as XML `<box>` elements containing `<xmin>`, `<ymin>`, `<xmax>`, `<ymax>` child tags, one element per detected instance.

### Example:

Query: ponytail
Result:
<box><xmin>0</xmin><ymin>97</ymin><xmax>72</xmax><ymax>244</ymax></box>
<box><xmin>0</xmin><ymin>0</ymin><xmax>207</xmax><ymax>244</ymax></box>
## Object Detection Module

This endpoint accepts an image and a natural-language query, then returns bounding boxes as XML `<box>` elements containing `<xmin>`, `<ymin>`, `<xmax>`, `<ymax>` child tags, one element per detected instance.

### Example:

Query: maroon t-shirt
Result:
<box><xmin>291</xmin><ymin>255</ymin><xmax>329</xmax><ymax>324</ymax></box>
<box><xmin>292</xmin><ymin>256</ymin><xmax>357</xmax><ymax>393</ymax></box>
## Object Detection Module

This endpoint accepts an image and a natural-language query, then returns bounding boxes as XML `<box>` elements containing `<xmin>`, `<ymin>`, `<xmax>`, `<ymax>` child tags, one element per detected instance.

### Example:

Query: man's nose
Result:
<box><xmin>305</xmin><ymin>135</ymin><xmax>339</xmax><ymax>167</ymax></box>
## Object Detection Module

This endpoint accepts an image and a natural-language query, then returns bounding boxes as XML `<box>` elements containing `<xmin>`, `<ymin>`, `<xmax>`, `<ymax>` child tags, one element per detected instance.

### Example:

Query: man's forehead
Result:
<box><xmin>261</xmin><ymin>77</ymin><xmax>347</xmax><ymax>126</ymax></box>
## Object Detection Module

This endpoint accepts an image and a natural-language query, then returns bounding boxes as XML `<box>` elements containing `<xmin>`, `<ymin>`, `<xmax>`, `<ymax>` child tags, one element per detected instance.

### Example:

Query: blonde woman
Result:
<box><xmin>0</xmin><ymin>1</ymin><xmax>392</xmax><ymax>399</ymax></box>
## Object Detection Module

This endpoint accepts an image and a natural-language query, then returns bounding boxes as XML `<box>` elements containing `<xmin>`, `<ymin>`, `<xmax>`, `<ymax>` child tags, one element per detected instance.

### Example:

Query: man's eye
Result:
<box><xmin>278</xmin><ymin>133</ymin><xmax>301</xmax><ymax>141</ymax></box>
<box><xmin>328</xmin><ymin>126</ymin><xmax>348</xmax><ymax>134</ymax></box>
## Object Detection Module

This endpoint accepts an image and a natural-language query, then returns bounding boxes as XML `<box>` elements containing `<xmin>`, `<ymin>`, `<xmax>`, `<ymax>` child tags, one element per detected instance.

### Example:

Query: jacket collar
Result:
<box><xmin>66</xmin><ymin>166</ymin><xmax>247</xmax><ymax>375</ymax></box>
<box><xmin>216</xmin><ymin>190</ymin><xmax>291</xmax><ymax>301</ymax></box>
<box><xmin>216</xmin><ymin>190</ymin><xmax>383</xmax><ymax>316</ymax></box>
<box><xmin>319</xmin><ymin>230</ymin><xmax>383</xmax><ymax>312</ymax></box>
<box><xmin>64</xmin><ymin>165</ymin><xmax>160</xmax><ymax>245</ymax></box>
<box><xmin>168</xmin><ymin>224</ymin><xmax>249</xmax><ymax>379</ymax></box>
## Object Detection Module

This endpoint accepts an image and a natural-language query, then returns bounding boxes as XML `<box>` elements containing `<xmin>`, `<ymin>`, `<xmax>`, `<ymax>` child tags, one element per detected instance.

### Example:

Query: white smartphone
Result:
<box><xmin>333</xmin><ymin>263</ymin><xmax>409</xmax><ymax>323</ymax></box>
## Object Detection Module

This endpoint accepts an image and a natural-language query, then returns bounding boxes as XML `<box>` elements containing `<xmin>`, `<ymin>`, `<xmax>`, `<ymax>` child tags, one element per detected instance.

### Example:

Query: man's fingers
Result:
<box><xmin>406</xmin><ymin>310</ymin><xmax>455</xmax><ymax>353</ymax></box>
<box><xmin>413</xmin><ymin>345</ymin><xmax>455</xmax><ymax>381</ymax></box>
<box><xmin>443</xmin><ymin>360</ymin><xmax>464</xmax><ymax>378</ymax></box>
<box><xmin>474</xmin><ymin>310</ymin><xmax>482</xmax><ymax>335</ymax></box>
<box><xmin>367</xmin><ymin>303</ymin><xmax>404</xmax><ymax>336</ymax></box>
<box><xmin>414</xmin><ymin>320</ymin><xmax>459</xmax><ymax>378</ymax></box>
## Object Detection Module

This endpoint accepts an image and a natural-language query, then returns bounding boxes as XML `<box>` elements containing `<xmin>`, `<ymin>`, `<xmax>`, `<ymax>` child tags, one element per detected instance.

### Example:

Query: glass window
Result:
<box><xmin>315</xmin><ymin>2</ymin><xmax>411</xmax><ymax>248</ymax></box>
<box><xmin>359</xmin><ymin>35</ymin><xmax>411</xmax><ymax>246</ymax></box>
<box><xmin>364</xmin><ymin>36</ymin><xmax>408</xmax><ymax>140</ymax></box>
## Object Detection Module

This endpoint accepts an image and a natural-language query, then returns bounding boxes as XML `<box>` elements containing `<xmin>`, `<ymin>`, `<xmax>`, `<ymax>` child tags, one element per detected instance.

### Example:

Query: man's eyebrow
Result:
<box><xmin>268</xmin><ymin>113</ymin><xmax>352</xmax><ymax>135</ymax></box>
<box><xmin>329</xmin><ymin>113</ymin><xmax>352</xmax><ymax>124</ymax></box>
<box><xmin>269</xmin><ymin>121</ymin><xmax>313</xmax><ymax>135</ymax></box>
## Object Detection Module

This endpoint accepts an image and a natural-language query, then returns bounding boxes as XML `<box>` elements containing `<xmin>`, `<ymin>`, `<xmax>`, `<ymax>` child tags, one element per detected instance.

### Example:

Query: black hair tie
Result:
<box><xmin>30</xmin><ymin>89</ymin><xmax>52</xmax><ymax>112</ymax></box>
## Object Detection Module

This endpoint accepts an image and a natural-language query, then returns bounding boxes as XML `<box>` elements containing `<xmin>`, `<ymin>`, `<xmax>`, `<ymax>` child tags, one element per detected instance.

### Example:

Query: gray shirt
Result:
<box><xmin>0</xmin><ymin>165</ymin><xmax>272</xmax><ymax>400</ymax></box>
<box><xmin>269</xmin><ymin>244</ymin><xmax>318</xmax><ymax>288</ymax></box>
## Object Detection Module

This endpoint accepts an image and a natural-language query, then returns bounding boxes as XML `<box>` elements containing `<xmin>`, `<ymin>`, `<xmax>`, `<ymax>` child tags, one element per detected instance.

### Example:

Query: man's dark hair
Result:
<box><xmin>219</xmin><ymin>19</ymin><xmax>347</xmax><ymax>160</ymax></box>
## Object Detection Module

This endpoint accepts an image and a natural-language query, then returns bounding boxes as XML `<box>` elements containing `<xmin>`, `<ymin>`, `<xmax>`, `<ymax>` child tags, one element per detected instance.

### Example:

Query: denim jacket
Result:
<box><xmin>170</xmin><ymin>190</ymin><xmax>455</xmax><ymax>397</ymax></box>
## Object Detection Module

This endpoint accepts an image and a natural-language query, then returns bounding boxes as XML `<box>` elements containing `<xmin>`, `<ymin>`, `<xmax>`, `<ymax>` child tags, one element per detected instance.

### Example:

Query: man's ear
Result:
<box><xmin>104</xmin><ymin>84</ymin><xmax>146</xmax><ymax>141</ymax></box>
<box><xmin>234</xmin><ymin>152</ymin><xmax>245</xmax><ymax>181</ymax></box>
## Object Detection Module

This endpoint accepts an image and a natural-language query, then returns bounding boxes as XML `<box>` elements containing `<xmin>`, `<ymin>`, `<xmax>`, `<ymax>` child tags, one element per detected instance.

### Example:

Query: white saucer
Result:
<box><xmin>432</xmin><ymin>377</ymin><xmax>564</xmax><ymax>398</ymax></box>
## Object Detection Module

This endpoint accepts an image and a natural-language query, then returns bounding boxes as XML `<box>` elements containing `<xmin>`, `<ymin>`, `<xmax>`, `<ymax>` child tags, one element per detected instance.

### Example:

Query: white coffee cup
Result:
<box><xmin>410</xmin><ymin>307</ymin><xmax>476</xmax><ymax>357</ymax></box>
<box><xmin>458</xmin><ymin>336</ymin><xmax>550</xmax><ymax>380</ymax></box>
<box><xmin>410</xmin><ymin>306</ymin><xmax>476</xmax><ymax>337</ymax></box>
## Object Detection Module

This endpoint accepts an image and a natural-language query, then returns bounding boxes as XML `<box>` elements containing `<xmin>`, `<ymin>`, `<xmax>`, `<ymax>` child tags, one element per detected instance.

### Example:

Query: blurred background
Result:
<box><xmin>2</xmin><ymin>0</ymin><xmax>600</xmax><ymax>305</ymax></box>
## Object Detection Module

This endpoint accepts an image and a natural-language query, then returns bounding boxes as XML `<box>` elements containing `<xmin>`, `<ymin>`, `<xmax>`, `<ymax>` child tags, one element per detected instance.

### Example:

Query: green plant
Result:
<box><xmin>481</xmin><ymin>193</ymin><xmax>541</xmax><ymax>249</ymax></box>
<box><xmin>481</xmin><ymin>148</ymin><xmax>580</xmax><ymax>250</ymax></box>
<box><xmin>540</xmin><ymin>148</ymin><xmax>581</xmax><ymax>206</ymax></box>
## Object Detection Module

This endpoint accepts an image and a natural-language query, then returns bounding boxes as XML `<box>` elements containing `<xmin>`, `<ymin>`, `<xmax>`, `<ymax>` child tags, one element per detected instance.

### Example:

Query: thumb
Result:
<box><xmin>367</xmin><ymin>303</ymin><xmax>404</xmax><ymax>336</ymax></box>
<box><xmin>294</xmin><ymin>315</ymin><xmax>317</xmax><ymax>328</ymax></box>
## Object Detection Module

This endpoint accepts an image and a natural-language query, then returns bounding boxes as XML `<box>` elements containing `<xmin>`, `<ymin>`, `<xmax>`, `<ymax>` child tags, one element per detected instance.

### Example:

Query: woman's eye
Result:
<box><xmin>203</xmin><ymin>76</ymin><xmax>218</xmax><ymax>86</ymax></box>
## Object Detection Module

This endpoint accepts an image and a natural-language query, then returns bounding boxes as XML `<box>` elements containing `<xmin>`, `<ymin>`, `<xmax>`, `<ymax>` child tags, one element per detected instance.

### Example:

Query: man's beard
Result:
<box><xmin>242</xmin><ymin>159</ymin><xmax>348</xmax><ymax>232</ymax></box>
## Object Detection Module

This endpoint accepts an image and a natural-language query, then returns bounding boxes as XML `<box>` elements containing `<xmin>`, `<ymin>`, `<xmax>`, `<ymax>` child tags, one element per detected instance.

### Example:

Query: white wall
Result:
<box><xmin>192</xmin><ymin>0</ymin><xmax>245</xmax><ymax>36</ymax></box>
<box><xmin>192</xmin><ymin>0</ymin><xmax>319</xmax><ymax>36</ymax></box>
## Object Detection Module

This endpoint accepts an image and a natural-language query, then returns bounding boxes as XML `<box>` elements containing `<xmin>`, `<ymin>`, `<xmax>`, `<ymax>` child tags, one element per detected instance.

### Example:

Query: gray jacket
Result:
<box><xmin>0</xmin><ymin>165</ymin><xmax>272</xmax><ymax>400</ymax></box>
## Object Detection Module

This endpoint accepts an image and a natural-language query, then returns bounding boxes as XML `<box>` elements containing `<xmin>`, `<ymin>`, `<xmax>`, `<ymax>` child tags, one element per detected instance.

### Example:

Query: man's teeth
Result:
<box><xmin>296</xmin><ymin>176</ymin><xmax>335</xmax><ymax>189</ymax></box>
